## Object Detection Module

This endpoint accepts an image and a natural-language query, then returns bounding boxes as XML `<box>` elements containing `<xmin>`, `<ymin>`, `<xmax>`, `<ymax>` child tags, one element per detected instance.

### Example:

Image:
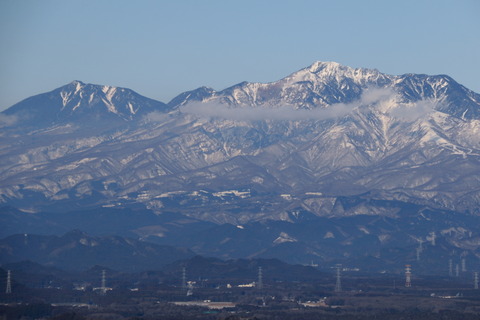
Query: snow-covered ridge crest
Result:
<box><xmin>60</xmin><ymin>80</ymin><xmax>122</xmax><ymax>113</ymax></box>
<box><xmin>284</xmin><ymin>60</ymin><xmax>386</xmax><ymax>87</ymax></box>
<box><xmin>308</xmin><ymin>61</ymin><xmax>342</xmax><ymax>72</ymax></box>
<box><xmin>304</xmin><ymin>60</ymin><xmax>380</xmax><ymax>78</ymax></box>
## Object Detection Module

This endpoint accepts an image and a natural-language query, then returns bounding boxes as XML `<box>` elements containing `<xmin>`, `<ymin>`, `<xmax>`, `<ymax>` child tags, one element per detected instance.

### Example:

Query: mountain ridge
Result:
<box><xmin>1</xmin><ymin>61</ymin><xmax>480</xmax><ymax>219</ymax></box>
<box><xmin>0</xmin><ymin>230</ymin><xmax>195</xmax><ymax>272</ymax></box>
<box><xmin>167</xmin><ymin>61</ymin><xmax>479</xmax><ymax>121</ymax></box>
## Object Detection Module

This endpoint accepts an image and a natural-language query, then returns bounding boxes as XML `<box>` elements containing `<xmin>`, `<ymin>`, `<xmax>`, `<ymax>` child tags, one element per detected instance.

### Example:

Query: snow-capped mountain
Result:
<box><xmin>1</xmin><ymin>80</ymin><xmax>169</xmax><ymax>129</ymax></box>
<box><xmin>171</xmin><ymin>61</ymin><xmax>480</xmax><ymax>119</ymax></box>
<box><xmin>1</xmin><ymin>61</ymin><xmax>480</xmax><ymax>222</ymax></box>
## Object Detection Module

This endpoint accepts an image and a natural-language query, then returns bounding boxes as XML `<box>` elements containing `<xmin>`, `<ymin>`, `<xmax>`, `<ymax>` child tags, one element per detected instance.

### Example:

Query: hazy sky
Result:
<box><xmin>1</xmin><ymin>0</ymin><xmax>479</xmax><ymax>110</ymax></box>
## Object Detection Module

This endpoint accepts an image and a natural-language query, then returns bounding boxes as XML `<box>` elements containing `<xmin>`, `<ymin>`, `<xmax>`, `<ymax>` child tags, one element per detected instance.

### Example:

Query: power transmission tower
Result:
<box><xmin>334</xmin><ymin>264</ymin><xmax>342</xmax><ymax>292</ymax></box>
<box><xmin>5</xmin><ymin>270</ymin><xmax>11</xmax><ymax>294</ymax></box>
<box><xmin>405</xmin><ymin>265</ymin><xmax>412</xmax><ymax>288</ymax></box>
<box><xmin>181</xmin><ymin>267</ymin><xmax>187</xmax><ymax>290</ymax></box>
<box><xmin>416</xmin><ymin>239</ymin><xmax>423</xmax><ymax>261</ymax></box>
<box><xmin>257</xmin><ymin>266</ymin><xmax>263</xmax><ymax>290</ymax></box>
<box><xmin>101</xmin><ymin>270</ymin><xmax>107</xmax><ymax>295</ymax></box>
<box><xmin>429</xmin><ymin>232</ymin><xmax>436</xmax><ymax>246</ymax></box>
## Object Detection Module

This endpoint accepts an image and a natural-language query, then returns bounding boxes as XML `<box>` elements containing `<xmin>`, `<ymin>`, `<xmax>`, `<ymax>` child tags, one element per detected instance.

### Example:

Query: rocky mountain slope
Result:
<box><xmin>1</xmin><ymin>62</ymin><xmax>480</xmax><ymax>223</ymax></box>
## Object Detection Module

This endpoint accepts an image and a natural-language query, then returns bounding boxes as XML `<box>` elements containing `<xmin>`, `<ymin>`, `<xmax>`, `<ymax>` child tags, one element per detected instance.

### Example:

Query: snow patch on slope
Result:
<box><xmin>273</xmin><ymin>232</ymin><xmax>298</xmax><ymax>244</ymax></box>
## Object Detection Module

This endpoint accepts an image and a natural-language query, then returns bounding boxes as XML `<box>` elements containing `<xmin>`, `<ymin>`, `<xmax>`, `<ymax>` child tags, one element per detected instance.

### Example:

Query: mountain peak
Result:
<box><xmin>2</xmin><ymin>81</ymin><xmax>169</xmax><ymax>128</ymax></box>
<box><xmin>66</xmin><ymin>80</ymin><xmax>86</xmax><ymax>93</ymax></box>
<box><xmin>307</xmin><ymin>61</ymin><xmax>343</xmax><ymax>73</ymax></box>
<box><xmin>280</xmin><ymin>61</ymin><xmax>384</xmax><ymax>88</ymax></box>
<box><xmin>301</xmin><ymin>61</ymin><xmax>382</xmax><ymax>80</ymax></box>
<box><xmin>52</xmin><ymin>81</ymin><xmax>168</xmax><ymax>119</ymax></box>
<box><xmin>70</xmin><ymin>80</ymin><xmax>85</xmax><ymax>86</ymax></box>
<box><xmin>63</xmin><ymin>80</ymin><xmax>114</xmax><ymax>94</ymax></box>
<box><xmin>168</xmin><ymin>86</ymin><xmax>217</xmax><ymax>107</ymax></box>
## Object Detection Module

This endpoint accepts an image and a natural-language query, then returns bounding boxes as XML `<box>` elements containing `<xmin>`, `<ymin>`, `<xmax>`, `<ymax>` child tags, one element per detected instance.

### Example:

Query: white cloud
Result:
<box><xmin>0</xmin><ymin>114</ymin><xmax>18</xmax><ymax>127</ymax></box>
<box><xmin>390</xmin><ymin>99</ymin><xmax>436</xmax><ymax>122</ymax></box>
<box><xmin>143</xmin><ymin>111</ymin><xmax>169</xmax><ymax>123</ymax></box>
<box><xmin>179</xmin><ymin>87</ymin><xmax>400</xmax><ymax>121</ymax></box>
<box><xmin>359</xmin><ymin>87</ymin><xmax>396</xmax><ymax>106</ymax></box>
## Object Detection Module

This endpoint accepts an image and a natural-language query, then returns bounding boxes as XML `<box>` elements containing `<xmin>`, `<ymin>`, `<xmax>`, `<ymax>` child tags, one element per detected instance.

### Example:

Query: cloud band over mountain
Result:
<box><xmin>178</xmin><ymin>87</ymin><xmax>435</xmax><ymax>122</ymax></box>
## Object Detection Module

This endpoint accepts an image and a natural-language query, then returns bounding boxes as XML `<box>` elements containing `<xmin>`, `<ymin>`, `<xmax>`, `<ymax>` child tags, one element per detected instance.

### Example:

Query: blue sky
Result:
<box><xmin>1</xmin><ymin>0</ymin><xmax>479</xmax><ymax>110</ymax></box>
